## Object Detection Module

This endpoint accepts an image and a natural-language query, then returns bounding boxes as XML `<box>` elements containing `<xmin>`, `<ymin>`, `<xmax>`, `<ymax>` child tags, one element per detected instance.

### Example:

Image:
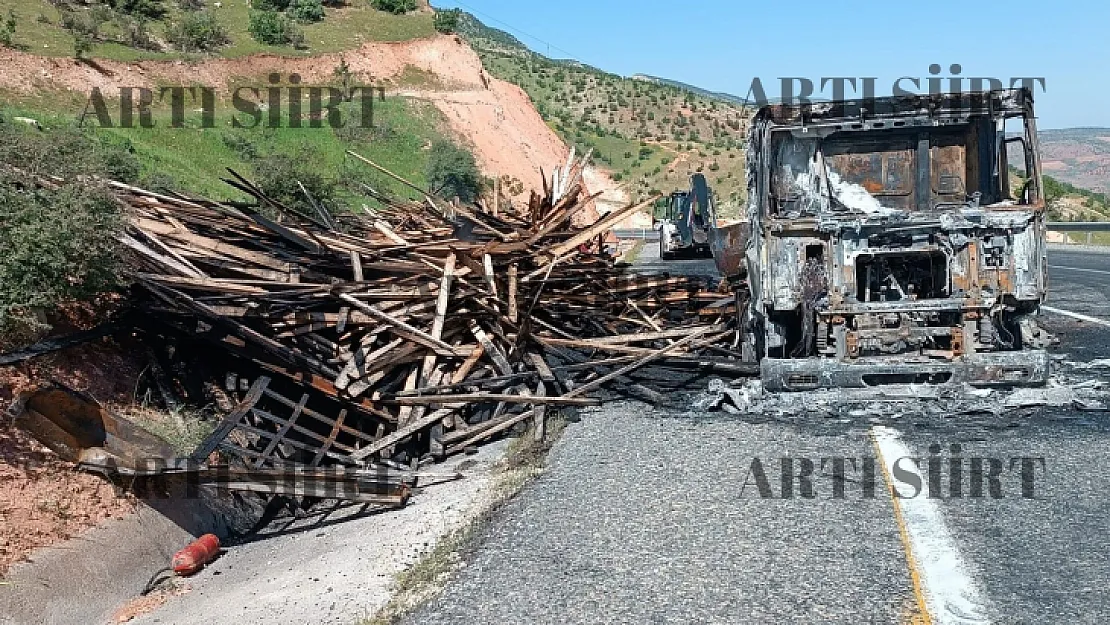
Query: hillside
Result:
<box><xmin>631</xmin><ymin>74</ymin><xmax>749</xmax><ymax>106</ymax></box>
<box><xmin>1</xmin><ymin>0</ymin><xmax>434</xmax><ymax>60</ymax></box>
<box><xmin>0</xmin><ymin>14</ymin><xmax>604</xmax><ymax>218</ymax></box>
<box><xmin>1037</xmin><ymin>127</ymin><xmax>1110</xmax><ymax>195</ymax></box>
<box><xmin>457</xmin><ymin>12</ymin><xmax>751</xmax><ymax>217</ymax></box>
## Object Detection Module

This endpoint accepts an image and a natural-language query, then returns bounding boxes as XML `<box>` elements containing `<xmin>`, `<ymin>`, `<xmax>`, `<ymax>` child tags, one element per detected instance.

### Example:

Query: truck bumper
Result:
<box><xmin>761</xmin><ymin>350</ymin><xmax>1051</xmax><ymax>392</ymax></box>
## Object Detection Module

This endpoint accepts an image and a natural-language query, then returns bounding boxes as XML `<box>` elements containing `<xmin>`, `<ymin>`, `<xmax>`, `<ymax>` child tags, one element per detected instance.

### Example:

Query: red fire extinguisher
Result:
<box><xmin>171</xmin><ymin>534</ymin><xmax>221</xmax><ymax>576</ymax></box>
<box><xmin>143</xmin><ymin>534</ymin><xmax>222</xmax><ymax>595</ymax></box>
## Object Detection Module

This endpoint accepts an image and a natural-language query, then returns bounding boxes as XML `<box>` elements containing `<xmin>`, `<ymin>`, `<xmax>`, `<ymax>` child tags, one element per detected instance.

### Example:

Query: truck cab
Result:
<box><xmin>734</xmin><ymin>89</ymin><xmax>1051</xmax><ymax>391</ymax></box>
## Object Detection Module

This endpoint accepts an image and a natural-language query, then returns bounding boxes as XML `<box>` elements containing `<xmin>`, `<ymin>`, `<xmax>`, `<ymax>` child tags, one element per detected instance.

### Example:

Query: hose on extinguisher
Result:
<box><xmin>141</xmin><ymin>567</ymin><xmax>175</xmax><ymax>596</ymax></box>
<box><xmin>142</xmin><ymin>534</ymin><xmax>222</xmax><ymax>595</ymax></box>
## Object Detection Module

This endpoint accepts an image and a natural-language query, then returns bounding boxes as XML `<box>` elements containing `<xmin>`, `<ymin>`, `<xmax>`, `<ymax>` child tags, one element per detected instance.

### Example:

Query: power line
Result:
<box><xmin>445</xmin><ymin>1</ymin><xmax>586</xmax><ymax>63</ymax></box>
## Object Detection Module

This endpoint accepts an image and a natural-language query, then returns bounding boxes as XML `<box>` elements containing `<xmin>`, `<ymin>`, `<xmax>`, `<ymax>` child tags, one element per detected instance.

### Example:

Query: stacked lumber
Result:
<box><xmin>111</xmin><ymin>152</ymin><xmax>753</xmax><ymax>478</ymax></box>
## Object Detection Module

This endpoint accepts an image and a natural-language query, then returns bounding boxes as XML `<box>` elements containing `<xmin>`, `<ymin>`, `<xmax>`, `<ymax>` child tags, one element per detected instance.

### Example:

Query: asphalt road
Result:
<box><xmin>407</xmin><ymin>246</ymin><xmax>1110</xmax><ymax>625</ymax></box>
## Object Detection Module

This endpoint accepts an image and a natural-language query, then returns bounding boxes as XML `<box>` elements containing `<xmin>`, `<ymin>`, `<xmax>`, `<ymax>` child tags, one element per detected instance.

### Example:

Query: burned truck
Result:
<box><xmin>715</xmin><ymin>89</ymin><xmax>1051</xmax><ymax>391</ymax></box>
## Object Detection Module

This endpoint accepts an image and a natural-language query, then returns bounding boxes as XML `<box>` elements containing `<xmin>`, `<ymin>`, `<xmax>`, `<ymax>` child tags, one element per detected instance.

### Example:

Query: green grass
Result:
<box><xmin>3</xmin><ymin>0</ymin><xmax>434</xmax><ymax>60</ymax></box>
<box><xmin>1</xmin><ymin>91</ymin><xmax>455</xmax><ymax>207</ymax></box>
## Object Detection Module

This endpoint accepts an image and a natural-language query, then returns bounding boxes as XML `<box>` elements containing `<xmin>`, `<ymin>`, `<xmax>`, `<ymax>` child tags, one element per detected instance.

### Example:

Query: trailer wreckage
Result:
<box><xmin>712</xmin><ymin>88</ymin><xmax>1052</xmax><ymax>391</ymax></box>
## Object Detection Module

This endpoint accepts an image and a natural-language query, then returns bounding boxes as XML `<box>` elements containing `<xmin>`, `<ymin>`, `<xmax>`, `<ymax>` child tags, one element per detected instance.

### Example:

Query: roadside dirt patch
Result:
<box><xmin>0</xmin><ymin>35</ymin><xmax>487</xmax><ymax>95</ymax></box>
<box><xmin>0</xmin><ymin>33</ymin><xmax>621</xmax><ymax>212</ymax></box>
<box><xmin>0</xmin><ymin>419</ymin><xmax>135</xmax><ymax>577</ymax></box>
<box><xmin>0</xmin><ymin>312</ymin><xmax>144</xmax><ymax>578</ymax></box>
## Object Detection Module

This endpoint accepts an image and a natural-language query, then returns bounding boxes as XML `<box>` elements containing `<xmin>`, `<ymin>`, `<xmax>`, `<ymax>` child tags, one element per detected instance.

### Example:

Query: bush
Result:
<box><xmin>253</xmin><ymin>0</ymin><xmax>290</xmax><ymax>9</ymax></box>
<box><xmin>122</xmin><ymin>16</ymin><xmax>159</xmax><ymax>50</ymax></box>
<box><xmin>0</xmin><ymin>175</ymin><xmax>123</xmax><ymax>338</ymax></box>
<box><xmin>287</xmin><ymin>0</ymin><xmax>324</xmax><ymax>23</ymax></box>
<box><xmin>167</xmin><ymin>11</ymin><xmax>229</xmax><ymax>51</ymax></box>
<box><xmin>370</xmin><ymin>0</ymin><xmax>415</xmax><ymax>14</ymax></box>
<box><xmin>248</xmin><ymin>10</ymin><xmax>304</xmax><ymax>47</ymax></box>
<box><xmin>60</xmin><ymin>7</ymin><xmax>113</xmax><ymax>57</ymax></box>
<box><xmin>106</xmin><ymin>0</ymin><xmax>165</xmax><ymax>19</ymax></box>
<box><xmin>0</xmin><ymin>125</ymin><xmax>131</xmax><ymax>339</ymax></box>
<box><xmin>253</xmin><ymin>152</ymin><xmax>335</xmax><ymax>215</ymax></box>
<box><xmin>220</xmin><ymin>131</ymin><xmax>258</xmax><ymax>160</ymax></box>
<box><xmin>0</xmin><ymin>123</ymin><xmax>140</xmax><ymax>183</ymax></box>
<box><xmin>433</xmin><ymin>8</ymin><xmax>460</xmax><ymax>33</ymax></box>
<box><xmin>0</xmin><ymin>9</ymin><xmax>16</xmax><ymax>48</ymax></box>
<box><xmin>426</xmin><ymin>139</ymin><xmax>482</xmax><ymax>204</ymax></box>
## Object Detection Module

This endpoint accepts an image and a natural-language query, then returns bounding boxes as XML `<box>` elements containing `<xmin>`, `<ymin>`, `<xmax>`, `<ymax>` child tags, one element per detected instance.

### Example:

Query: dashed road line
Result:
<box><xmin>870</xmin><ymin>426</ymin><xmax>991</xmax><ymax>625</ymax></box>
<box><xmin>1041</xmin><ymin>305</ymin><xmax>1110</xmax><ymax>328</ymax></box>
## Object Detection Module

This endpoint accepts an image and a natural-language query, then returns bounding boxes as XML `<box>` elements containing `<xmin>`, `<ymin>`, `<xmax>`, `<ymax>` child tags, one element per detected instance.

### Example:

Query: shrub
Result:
<box><xmin>252</xmin><ymin>0</ymin><xmax>290</xmax><ymax>10</ymax></box>
<box><xmin>426</xmin><ymin>139</ymin><xmax>481</xmax><ymax>204</ymax></box>
<box><xmin>0</xmin><ymin>125</ymin><xmax>133</xmax><ymax>339</ymax></box>
<box><xmin>253</xmin><ymin>152</ymin><xmax>335</xmax><ymax>215</ymax></box>
<box><xmin>0</xmin><ymin>124</ymin><xmax>139</xmax><ymax>182</ymax></box>
<box><xmin>61</xmin><ymin>9</ymin><xmax>104</xmax><ymax>39</ymax></box>
<box><xmin>106</xmin><ymin>0</ymin><xmax>165</xmax><ymax>19</ymax></box>
<box><xmin>0</xmin><ymin>9</ymin><xmax>16</xmax><ymax>48</ymax></box>
<box><xmin>433</xmin><ymin>8</ymin><xmax>460</xmax><ymax>33</ymax></box>
<box><xmin>0</xmin><ymin>175</ymin><xmax>123</xmax><ymax>338</ymax></box>
<box><xmin>370</xmin><ymin>0</ymin><xmax>415</xmax><ymax>15</ymax></box>
<box><xmin>287</xmin><ymin>0</ymin><xmax>324</xmax><ymax>23</ymax></box>
<box><xmin>220</xmin><ymin>131</ymin><xmax>258</xmax><ymax>160</ymax></box>
<box><xmin>167</xmin><ymin>11</ymin><xmax>229</xmax><ymax>51</ymax></box>
<box><xmin>248</xmin><ymin>10</ymin><xmax>304</xmax><ymax>47</ymax></box>
<box><xmin>122</xmin><ymin>16</ymin><xmax>159</xmax><ymax>50</ymax></box>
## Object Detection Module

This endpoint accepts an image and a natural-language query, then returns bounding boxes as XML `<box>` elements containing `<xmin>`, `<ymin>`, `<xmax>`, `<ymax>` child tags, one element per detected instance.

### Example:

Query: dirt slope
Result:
<box><xmin>0</xmin><ymin>35</ymin><xmax>619</xmax><ymax>210</ymax></box>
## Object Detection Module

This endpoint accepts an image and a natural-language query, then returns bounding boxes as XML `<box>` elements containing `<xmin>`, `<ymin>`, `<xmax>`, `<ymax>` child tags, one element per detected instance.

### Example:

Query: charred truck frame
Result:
<box><xmin>725</xmin><ymin>89</ymin><xmax>1051</xmax><ymax>391</ymax></box>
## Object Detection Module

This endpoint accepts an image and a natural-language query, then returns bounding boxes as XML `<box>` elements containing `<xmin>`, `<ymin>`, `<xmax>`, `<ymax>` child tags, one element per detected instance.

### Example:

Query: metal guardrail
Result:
<box><xmin>1047</xmin><ymin>222</ymin><xmax>1110</xmax><ymax>232</ymax></box>
<box><xmin>612</xmin><ymin>228</ymin><xmax>660</xmax><ymax>241</ymax></box>
<box><xmin>1047</xmin><ymin>222</ymin><xmax>1110</xmax><ymax>246</ymax></box>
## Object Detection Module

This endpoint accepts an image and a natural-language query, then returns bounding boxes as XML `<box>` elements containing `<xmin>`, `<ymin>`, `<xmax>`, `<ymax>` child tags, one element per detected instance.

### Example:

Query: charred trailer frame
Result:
<box><xmin>736</xmin><ymin>89</ymin><xmax>1051</xmax><ymax>391</ymax></box>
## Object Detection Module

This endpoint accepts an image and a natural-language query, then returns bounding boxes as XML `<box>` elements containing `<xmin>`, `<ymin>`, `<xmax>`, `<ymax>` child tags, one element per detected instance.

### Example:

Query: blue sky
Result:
<box><xmin>434</xmin><ymin>0</ymin><xmax>1108</xmax><ymax>129</ymax></box>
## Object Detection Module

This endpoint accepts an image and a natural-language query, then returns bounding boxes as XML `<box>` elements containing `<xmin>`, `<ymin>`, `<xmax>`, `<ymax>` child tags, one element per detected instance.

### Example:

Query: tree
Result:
<box><xmin>370</xmin><ymin>0</ymin><xmax>415</xmax><ymax>15</ymax></box>
<box><xmin>253</xmin><ymin>152</ymin><xmax>336</xmax><ymax>216</ymax></box>
<box><xmin>426</xmin><ymin>140</ymin><xmax>482</xmax><ymax>204</ymax></box>
<box><xmin>433</xmin><ymin>8</ymin><xmax>460</xmax><ymax>33</ymax></box>
<box><xmin>333</xmin><ymin>57</ymin><xmax>353</xmax><ymax>100</ymax></box>
<box><xmin>0</xmin><ymin>125</ymin><xmax>137</xmax><ymax>340</ymax></box>
<box><xmin>105</xmin><ymin>0</ymin><xmax>166</xmax><ymax>19</ymax></box>
<box><xmin>248</xmin><ymin>10</ymin><xmax>304</xmax><ymax>47</ymax></box>
<box><xmin>0</xmin><ymin>9</ymin><xmax>16</xmax><ymax>48</ymax></box>
<box><xmin>287</xmin><ymin>0</ymin><xmax>324</xmax><ymax>23</ymax></box>
<box><xmin>167</xmin><ymin>11</ymin><xmax>230</xmax><ymax>52</ymax></box>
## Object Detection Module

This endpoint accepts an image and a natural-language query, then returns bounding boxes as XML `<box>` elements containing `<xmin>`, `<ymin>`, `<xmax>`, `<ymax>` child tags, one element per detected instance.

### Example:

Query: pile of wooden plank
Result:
<box><xmin>112</xmin><ymin>152</ymin><xmax>753</xmax><ymax>479</ymax></box>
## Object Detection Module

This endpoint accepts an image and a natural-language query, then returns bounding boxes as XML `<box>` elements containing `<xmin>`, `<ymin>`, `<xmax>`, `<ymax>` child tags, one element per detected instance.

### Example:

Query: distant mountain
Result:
<box><xmin>1037</xmin><ymin>128</ymin><xmax>1110</xmax><ymax>194</ymax></box>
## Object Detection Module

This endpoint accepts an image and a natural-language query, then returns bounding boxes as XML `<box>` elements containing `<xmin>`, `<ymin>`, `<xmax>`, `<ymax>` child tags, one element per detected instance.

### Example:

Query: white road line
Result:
<box><xmin>871</xmin><ymin>426</ymin><xmax>992</xmax><ymax>625</ymax></box>
<box><xmin>1041</xmin><ymin>305</ymin><xmax>1110</xmax><ymax>328</ymax></box>
<box><xmin>1049</xmin><ymin>264</ymin><xmax>1110</xmax><ymax>277</ymax></box>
